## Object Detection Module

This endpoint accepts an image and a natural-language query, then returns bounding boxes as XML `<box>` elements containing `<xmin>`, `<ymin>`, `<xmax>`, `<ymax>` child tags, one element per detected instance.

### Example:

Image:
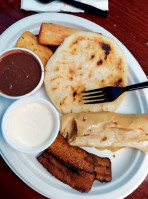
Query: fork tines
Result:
<box><xmin>82</xmin><ymin>88</ymin><xmax>107</xmax><ymax>104</ymax></box>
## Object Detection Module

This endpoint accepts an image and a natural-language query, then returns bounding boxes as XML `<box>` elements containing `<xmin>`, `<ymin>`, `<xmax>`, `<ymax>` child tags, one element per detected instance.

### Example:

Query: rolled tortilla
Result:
<box><xmin>60</xmin><ymin>112</ymin><xmax>148</xmax><ymax>153</ymax></box>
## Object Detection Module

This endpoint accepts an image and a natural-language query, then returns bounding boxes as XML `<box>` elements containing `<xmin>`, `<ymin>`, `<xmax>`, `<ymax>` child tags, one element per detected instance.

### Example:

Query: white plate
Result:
<box><xmin>0</xmin><ymin>13</ymin><xmax>148</xmax><ymax>199</ymax></box>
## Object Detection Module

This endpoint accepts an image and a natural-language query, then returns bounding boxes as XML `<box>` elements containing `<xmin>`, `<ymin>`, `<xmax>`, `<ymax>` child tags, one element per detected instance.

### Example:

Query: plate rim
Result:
<box><xmin>0</xmin><ymin>12</ymin><xmax>148</xmax><ymax>199</ymax></box>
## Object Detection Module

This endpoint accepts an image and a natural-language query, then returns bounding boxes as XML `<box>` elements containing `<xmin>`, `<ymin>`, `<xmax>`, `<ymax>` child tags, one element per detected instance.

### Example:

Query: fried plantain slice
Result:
<box><xmin>91</xmin><ymin>153</ymin><xmax>112</xmax><ymax>182</ymax></box>
<box><xmin>46</xmin><ymin>134</ymin><xmax>97</xmax><ymax>173</ymax></box>
<box><xmin>38</xmin><ymin>152</ymin><xmax>95</xmax><ymax>193</ymax></box>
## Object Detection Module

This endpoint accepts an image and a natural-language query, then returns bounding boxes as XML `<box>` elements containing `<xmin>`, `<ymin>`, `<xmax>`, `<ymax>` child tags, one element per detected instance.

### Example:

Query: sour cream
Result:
<box><xmin>2</xmin><ymin>97</ymin><xmax>59</xmax><ymax>153</ymax></box>
<box><xmin>10</xmin><ymin>101</ymin><xmax>53</xmax><ymax>147</ymax></box>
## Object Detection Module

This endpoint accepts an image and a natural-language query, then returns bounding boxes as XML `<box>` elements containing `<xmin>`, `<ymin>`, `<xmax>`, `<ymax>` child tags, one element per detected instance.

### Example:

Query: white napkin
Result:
<box><xmin>21</xmin><ymin>0</ymin><xmax>108</xmax><ymax>13</ymax></box>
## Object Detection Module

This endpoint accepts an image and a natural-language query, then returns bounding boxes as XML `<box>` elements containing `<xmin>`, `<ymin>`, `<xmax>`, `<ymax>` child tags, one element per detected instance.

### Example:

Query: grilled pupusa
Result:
<box><xmin>44</xmin><ymin>31</ymin><xmax>128</xmax><ymax>114</ymax></box>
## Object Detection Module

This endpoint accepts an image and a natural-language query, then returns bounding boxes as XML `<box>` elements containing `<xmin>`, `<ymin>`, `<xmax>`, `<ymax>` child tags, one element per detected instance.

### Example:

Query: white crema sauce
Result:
<box><xmin>10</xmin><ymin>102</ymin><xmax>53</xmax><ymax>147</ymax></box>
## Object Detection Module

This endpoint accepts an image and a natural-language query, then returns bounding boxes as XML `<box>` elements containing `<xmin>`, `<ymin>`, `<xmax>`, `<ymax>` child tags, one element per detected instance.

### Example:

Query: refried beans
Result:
<box><xmin>0</xmin><ymin>50</ymin><xmax>41</xmax><ymax>96</ymax></box>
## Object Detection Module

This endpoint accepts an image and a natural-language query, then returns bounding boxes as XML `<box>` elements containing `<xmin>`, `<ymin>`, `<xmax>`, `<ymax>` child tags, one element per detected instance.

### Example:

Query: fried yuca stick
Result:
<box><xmin>16</xmin><ymin>31</ymin><xmax>53</xmax><ymax>67</ymax></box>
<box><xmin>39</xmin><ymin>23</ymin><xmax>81</xmax><ymax>46</ymax></box>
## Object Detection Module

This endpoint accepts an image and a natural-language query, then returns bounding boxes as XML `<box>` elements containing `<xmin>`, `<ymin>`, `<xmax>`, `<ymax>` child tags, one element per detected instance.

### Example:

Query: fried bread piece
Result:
<box><xmin>91</xmin><ymin>154</ymin><xmax>111</xmax><ymax>182</ymax></box>
<box><xmin>16</xmin><ymin>31</ymin><xmax>53</xmax><ymax>67</ymax></box>
<box><xmin>38</xmin><ymin>152</ymin><xmax>95</xmax><ymax>193</ymax></box>
<box><xmin>39</xmin><ymin>23</ymin><xmax>80</xmax><ymax>46</ymax></box>
<box><xmin>46</xmin><ymin>134</ymin><xmax>97</xmax><ymax>172</ymax></box>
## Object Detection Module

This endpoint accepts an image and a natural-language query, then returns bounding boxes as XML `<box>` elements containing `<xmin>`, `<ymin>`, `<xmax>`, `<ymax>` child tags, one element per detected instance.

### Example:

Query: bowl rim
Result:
<box><xmin>1</xmin><ymin>97</ymin><xmax>60</xmax><ymax>154</ymax></box>
<box><xmin>0</xmin><ymin>47</ymin><xmax>44</xmax><ymax>99</ymax></box>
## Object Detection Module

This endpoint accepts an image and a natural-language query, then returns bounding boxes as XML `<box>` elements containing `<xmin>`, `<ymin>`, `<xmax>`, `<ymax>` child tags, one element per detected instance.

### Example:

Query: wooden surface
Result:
<box><xmin>0</xmin><ymin>0</ymin><xmax>148</xmax><ymax>198</ymax></box>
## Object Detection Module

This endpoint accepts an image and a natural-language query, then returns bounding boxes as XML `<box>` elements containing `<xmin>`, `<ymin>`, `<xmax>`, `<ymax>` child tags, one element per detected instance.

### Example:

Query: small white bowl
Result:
<box><xmin>1</xmin><ymin>97</ymin><xmax>60</xmax><ymax>153</ymax></box>
<box><xmin>0</xmin><ymin>48</ymin><xmax>44</xmax><ymax>99</ymax></box>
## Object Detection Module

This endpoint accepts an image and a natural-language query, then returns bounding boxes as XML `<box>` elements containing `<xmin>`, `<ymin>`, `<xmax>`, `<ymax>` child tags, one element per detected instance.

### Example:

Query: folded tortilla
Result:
<box><xmin>60</xmin><ymin>112</ymin><xmax>148</xmax><ymax>153</ymax></box>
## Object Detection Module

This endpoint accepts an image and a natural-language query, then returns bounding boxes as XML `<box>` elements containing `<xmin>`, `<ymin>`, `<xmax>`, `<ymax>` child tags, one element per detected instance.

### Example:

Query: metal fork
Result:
<box><xmin>82</xmin><ymin>81</ymin><xmax>148</xmax><ymax>104</ymax></box>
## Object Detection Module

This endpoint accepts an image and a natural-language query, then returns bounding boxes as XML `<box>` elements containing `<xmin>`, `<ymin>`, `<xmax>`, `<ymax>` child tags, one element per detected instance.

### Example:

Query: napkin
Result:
<box><xmin>21</xmin><ymin>0</ymin><xmax>108</xmax><ymax>13</ymax></box>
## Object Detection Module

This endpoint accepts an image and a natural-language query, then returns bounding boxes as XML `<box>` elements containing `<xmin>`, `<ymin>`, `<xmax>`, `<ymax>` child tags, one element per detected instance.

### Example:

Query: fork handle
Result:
<box><xmin>124</xmin><ymin>81</ymin><xmax>148</xmax><ymax>92</ymax></box>
<box><xmin>61</xmin><ymin>0</ymin><xmax>108</xmax><ymax>17</ymax></box>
